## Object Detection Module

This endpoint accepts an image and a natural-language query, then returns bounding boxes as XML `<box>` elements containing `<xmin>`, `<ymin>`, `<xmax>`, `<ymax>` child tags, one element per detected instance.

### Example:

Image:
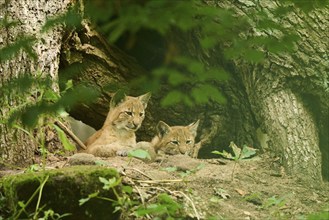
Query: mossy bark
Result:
<box><xmin>0</xmin><ymin>0</ymin><xmax>71</xmax><ymax>166</ymax></box>
<box><xmin>0</xmin><ymin>166</ymin><xmax>120</xmax><ymax>220</ymax></box>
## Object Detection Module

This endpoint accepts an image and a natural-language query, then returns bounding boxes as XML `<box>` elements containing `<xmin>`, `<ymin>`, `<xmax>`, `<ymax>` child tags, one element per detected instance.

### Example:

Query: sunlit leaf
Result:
<box><xmin>99</xmin><ymin>177</ymin><xmax>110</xmax><ymax>186</ymax></box>
<box><xmin>0</xmin><ymin>37</ymin><xmax>36</xmax><ymax>62</ymax></box>
<box><xmin>42</xmin><ymin>6</ymin><xmax>82</xmax><ymax>32</ymax></box>
<box><xmin>161</xmin><ymin>90</ymin><xmax>184</xmax><ymax>107</ymax></box>
<box><xmin>79</xmin><ymin>192</ymin><xmax>99</xmax><ymax>206</ymax></box>
<box><xmin>21</xmin><ymin>105</ymin><xmax>40</xmax><ymax>128</ymax></box>
<box><xmin>43</xmin><ymin>89</ymin><xmax>59</xmax><ymax>102</ymax></box>
<box><xmin>212</xmin><ymin>150</ymin><xmax>234</xmax><ymax>159</ymax></box>
<box><xmin>229</xmin><ymin>142</ymin><xmax>241</xmax><ymax>160</ymax></box>
<box><xmin>122</xmin><ymin>185</ymin><xmax>133</xmax><ymax>194</ymax></box>
<box><xmin>99</xmin><ymin>176</ymin><xmax>121</xmax><ymax>190</ymax></box>
<box><xmin>200</xmin><ymin>36</ymin><xmax>218</xmax><ymax>49</ymax></box>
<box><xmin>128</xmin><ymin>149</ymin><xmax>151</xmax><ymax>160</ymax></box>
<box><xmin>240</xmin><ymin>145</ymin><xmax>257</xmax><ymax>159</ymax></box>
<box><xmin>168</xmin><ymin>70</ymin><xmax>189</xmax><ymax>86</ymax></box>
<box><xmin>205</xmin><ymin>67</ymin><xmax>229</xmax><ymax>82</ymax></box>
<box><xmin>53</xmin><ymin>124</ymin><xmax>76</xmax><ymax>151</ymax></box>
<box><xmin>192</xmin><ymin>84</ymin><xmax>226</xmax><ymax>104</ymax></box>
<box><xmin>243</xmin><ymin>49</ymin><xmax>265</xmax><ymax>63</ymax></box>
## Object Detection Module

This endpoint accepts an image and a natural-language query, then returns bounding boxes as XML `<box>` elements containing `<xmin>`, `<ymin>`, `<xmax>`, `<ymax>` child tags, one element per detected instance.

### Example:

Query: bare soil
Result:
<box><xmin>2</xmin><ymin>153</ymin><xmax>329</xmax><ymax>219</ymax></box>
<box><xmin>66</xmin><ymin>153</ymin><xmax>329</xmax><ymax>219</ymax></box>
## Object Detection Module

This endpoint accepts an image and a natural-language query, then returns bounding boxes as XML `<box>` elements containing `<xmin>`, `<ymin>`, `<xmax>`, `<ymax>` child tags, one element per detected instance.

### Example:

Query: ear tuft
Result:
<box><xmin>188</xmin><ymin>119</ymin><xmax>200</xmax><ymax>137</ymax></box>
<box><xmin>156</xmin><ymin>121</ymin><xmax>171</xmax><ymax>138</ymax></box>
<box><xmin>138</xmin><ymin>92</ymin><xmax>151</xmax><ymax>109</ymax></box>
<box><xmin>110</xmin><ymin>91</ymin><xmax>126</xmax><ymax>109</ymax></box>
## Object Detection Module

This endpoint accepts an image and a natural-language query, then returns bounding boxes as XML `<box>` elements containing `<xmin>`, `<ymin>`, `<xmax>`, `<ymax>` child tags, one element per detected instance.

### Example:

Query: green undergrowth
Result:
<box><xmin>0</xmin><ymin>166</ymin><xmax>119</xmax><ymax>220</ymax></box>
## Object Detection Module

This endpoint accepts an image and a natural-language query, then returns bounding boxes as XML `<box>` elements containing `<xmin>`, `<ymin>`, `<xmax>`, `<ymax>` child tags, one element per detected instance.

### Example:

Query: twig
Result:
<box><xmin>150</xmin><ymin>187</ymin><xmax>200</xmax><ymax>220</ymax></box>
<box><xmin>122</xmin><ymin>174</ymin><xmax>152</xmax><ymax>219</ymax></box>
<box><xmin>128</xmin><ymin>167</ymin><xmax>153</xmax><ymax>180</ymax></box>
<box><xmin>176</xmin><ymin>191</ymin><xmax>200</xmax><ymax>220</ymax></box>
<box><xmin>55</xmin><ymin>121</ymin><xmax>87</xmax><ymax>150</ymax></box>
<box><xmin>136</xmin><ymin>179</ymin><xmax>186</xmax><ymax>184</ymax></box>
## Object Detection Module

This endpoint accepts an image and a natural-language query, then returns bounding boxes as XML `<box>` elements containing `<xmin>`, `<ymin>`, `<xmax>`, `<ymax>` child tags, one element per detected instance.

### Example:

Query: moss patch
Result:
<box><xmin>0</xmin><ymin>166</ymin><xmax>120</xmax><ymax>220</ymax></box>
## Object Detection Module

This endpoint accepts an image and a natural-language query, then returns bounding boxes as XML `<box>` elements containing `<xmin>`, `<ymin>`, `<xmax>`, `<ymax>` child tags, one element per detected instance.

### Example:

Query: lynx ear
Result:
<box><xmin>110</xmin><ymin>92</ymin><xmax>127</xmax><ymax>109</ymax></box>
<box><xmin>138</xmin><ymin>92</ymin><xmax>151</xmax><ymax>109</ymax></box>
<box><xmin>157</xmin><ymin>121</ymin><xmax>171</xmax><ymax>138</ymax></box>
<box><xmin>188</xmin><ymin>119</ymin><xmax>200</xmax><ymax>137</ymax></box>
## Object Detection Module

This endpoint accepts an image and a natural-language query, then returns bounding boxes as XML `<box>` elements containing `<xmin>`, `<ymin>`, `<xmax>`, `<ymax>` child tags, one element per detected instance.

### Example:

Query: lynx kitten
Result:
<box><xmin>84</xmin><ymin>92</ymin><xmax>151</xmax><ymax>157</ymax></box>
<box><xmin>151</xmin><ymin>120</ymin><xmax>199</xmax><ymax>156</ymax></box>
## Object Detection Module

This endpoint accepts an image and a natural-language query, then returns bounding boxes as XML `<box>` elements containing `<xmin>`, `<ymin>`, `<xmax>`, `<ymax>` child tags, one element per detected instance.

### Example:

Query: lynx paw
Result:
<box><xmin>116</xmin><ymin>149</ymin><xmax>129</xmax><ymax>157</ymax></box>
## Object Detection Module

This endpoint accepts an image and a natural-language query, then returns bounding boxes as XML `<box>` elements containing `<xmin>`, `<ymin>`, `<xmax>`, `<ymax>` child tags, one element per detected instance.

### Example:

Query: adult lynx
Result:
<box><xmin>84</xmin><ymin>92</ymin><xmax>151</xmax><ymax>157</ymax></box>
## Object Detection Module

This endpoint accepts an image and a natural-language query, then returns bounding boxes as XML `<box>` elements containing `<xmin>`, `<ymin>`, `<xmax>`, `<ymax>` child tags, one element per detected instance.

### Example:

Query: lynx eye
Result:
<box><xmin>139</xmin><ymin>112</ymin><xmax>144</xmax><ymax>117</ymax></box>
<box><xmin>125</xmin><ymin>111</ymin><xmax>133</xmax><ymax>116</ymax></box>
<box><xmin>171</xmin><ymin>140</ymin><xmax>179</xmax><ymax>145</ymax></box>
<box><xmin>186</xmin><ymin>140</ymin><xmax>192</xmax><ymax>144</ymax></box>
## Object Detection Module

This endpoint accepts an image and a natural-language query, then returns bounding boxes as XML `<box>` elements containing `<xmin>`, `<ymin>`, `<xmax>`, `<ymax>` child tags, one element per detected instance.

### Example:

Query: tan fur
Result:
<box><xmin>84</xmin><ymin>92</ymin><xmax>151</xmax><ymax>157</ymax></box>
<box><xmin>152</xmin><ymin>120</ymin><xmax>199</xmax><ymax>156</ymax></box>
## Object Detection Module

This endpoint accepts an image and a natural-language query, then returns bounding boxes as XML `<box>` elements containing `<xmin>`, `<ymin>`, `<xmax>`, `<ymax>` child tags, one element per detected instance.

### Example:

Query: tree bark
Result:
<box><xmin>226</xmin><ymin>0</ymin><xmax>329</xmax><ymax>182</ymax></box>
<box><xmin>0</xmin><ymin>0</ymin><xmax>70</xmax><ymax>167</ymax></box>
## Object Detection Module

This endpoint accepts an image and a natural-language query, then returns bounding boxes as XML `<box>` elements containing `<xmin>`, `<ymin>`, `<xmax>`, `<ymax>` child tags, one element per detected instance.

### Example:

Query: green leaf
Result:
<box><xmin>65</xmin><ymin>80</ymin><xmax>73</xmax><ymax>91</ymax></box>
<box><xmin>191</xmin><ymin>87</ymin><xmax>209</xmax><ymax>104</ymax></box>
<box><xmin>168</xmin><ymin>70</ymin><xmax>189</xmax><ymax>86</ymax></box>
<box><xmin>200</xmin><ymin>36</ymin><xmax>218</xmax><ymax>49</ymax></box>
<box><xmin>128</xmin><ymin>149</ymin><xmax>151</xmax><ymax>160</ymax></box>
<box><xmin>205</xmin><ymin>67</ymin><xmax>229</xmax><ymax>82</ymax></box>
<box><xmin>135</xmin><ymin>204</ymin><xmax>164</xmax><ymax>217</ymax></box>
<box><xmin>161</xmin><ymin>90</ymin><xmax>184</xmax><ymax>107</ymax></box>
<box><xmin>78</xmin><ymin>197</ymin><xmax>90</xmax><ymax>206</ymax></box>
<box><xmin>240</xmin><ymin>145</ymin><xmax>257</xmax><ymax>159</ymax></box>
<box><xmin>229</xmin><ymin>142</ymin><xmax>241</xmax><ymax>160</ymax></box>
<box><xmin>43</xmin><ymin>89</ymin><xmax>59</xmax><ymax>102</ymax></box>
<box><xmin>212</xmin><ymin>150</ymin><xmax>234</xmax><ymax>159</ymax></box>
<box><xmin>0</xmin><ymin>36</ymin><xmax>36</xmax><ymax>62</ymax></box>
<box><xmin>243</xmin><ymin>49</ymin><xmax>265</xmax><ymax>63</ymax></box>
<box><xmin>191</xmin><ymin>84</ymin><xmax>226</xmax><ymax>104</ymax></box>
<box><xmin>21</xmin><ymin>106</ymin><xmax>40</xmax><ymax>128</ymax></box>
<box><xmin>18</xmin><ymin>201</ymin><xmax>25</xmax><ymax>208</ymax></box>
<box><xmin>99</xmin><ymin>177</ymin><xmax>120</xmax><ymax>190</ymax></box>
<box><xmin>99</xmin><ymin>177</ymin><xmax>110</xmax><ymax>186</ymax></box>
<box><xmin>122</xmin><ymin>185</ymin><xmax>133</xmax><ymax>194</ymax></box>
<box><xmin>79</xmin><ymin>192</ymin><xmax>99</xmax><ymax>206</ymax></box>
<box><xmin>53</xmin><ymin>124</ymin><xmax>76</xmax><ymax>151</ymax></box>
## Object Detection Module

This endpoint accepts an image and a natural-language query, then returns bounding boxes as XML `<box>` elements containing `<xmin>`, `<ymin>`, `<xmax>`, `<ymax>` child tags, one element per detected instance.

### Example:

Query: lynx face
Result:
<box><xmin>154</xmin><ymin>120</ymin><xmax>199</xmax><ymax>156</ymax></box>
<box><xmin>105</xmin><ymin>92</ymin><xmax>151</xmax><ymax>132</ymax></box>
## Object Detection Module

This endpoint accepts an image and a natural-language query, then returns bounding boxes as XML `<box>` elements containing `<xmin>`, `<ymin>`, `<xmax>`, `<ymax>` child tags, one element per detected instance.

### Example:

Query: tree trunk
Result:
<box><xmin>227</xmin><ymin>1</ymin><xmax>329</xmax><ymax>182</ymax></box>
<box><xmin>0</xmin><ymin>0</ymin><xmax>70</xmax><ymax>167</ymax></box>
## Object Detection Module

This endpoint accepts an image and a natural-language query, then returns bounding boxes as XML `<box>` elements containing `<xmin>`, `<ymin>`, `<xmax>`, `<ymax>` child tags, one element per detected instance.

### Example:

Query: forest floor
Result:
<box><xmin>65</xmin><ymin>152</ymin><xmax>329</xmax><ymax>219</ymax></box>
<box><xmin>2</xmin><ymin>152</ymin><xmax>329</xmax><ymax>219</ymax></box>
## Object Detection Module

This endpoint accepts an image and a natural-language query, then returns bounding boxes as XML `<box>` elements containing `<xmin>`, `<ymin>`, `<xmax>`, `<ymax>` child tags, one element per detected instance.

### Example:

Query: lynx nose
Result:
<box><xmin>129</xmin><ymin>122</ymin><xmax>139</xmax><ymax>130</ymax></box>
<box><xmin>132</xmin><ymin>123</ymin><xmax>138</xmax><ymax>129</ymax></box>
